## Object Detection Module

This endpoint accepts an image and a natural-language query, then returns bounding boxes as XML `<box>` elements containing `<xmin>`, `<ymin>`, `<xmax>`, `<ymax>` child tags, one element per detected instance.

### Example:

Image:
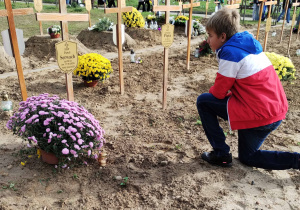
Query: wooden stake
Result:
<box><xmin>85</xmin><ymin>0</ymin><xmax>92</xmax><ymax>27</ymax></box>
<box><xmin>279</xmin><ymin>0</ymin><xmax>290</xmax><ymax>43</ymax></box>
<box><xmin>263</xmin><ymin>0</ymin><xmax>276</xmax><ymax>51</ymax></box>
<box><xmin>105</xmin><ymin>0</ymin><xmax>132</xmax><ymax>95</ymax></box>
<box><xmin>256</xmin><ymin>0</ymin><xmax>267</xmax><ymax>40</ymax></box>
<box><xmin>182</xmin><ymin>0</ymin><xmax>200</xmax><ymax>69</ymax></box>
<box><xmin>225</xmin><ymin>0</ymin><xmax>241</xmax><ymax>9</ymax></box>
<box><xmin>36</xmin><ymin>0</ymin><xmax>89</xmax><ymax>101</ymax></box>
<box><xmin>287</xmin><ymin>1</ymin><xmax>300</xmax><ymax>55</ymax></box>
<box><xmin>205</xmin><ymin>0</ymin><xmax>209</xmax><ymax>18</ymax></box>
<box><xmin>153</xmin><ymin>0</ymin><xmax>181</xmax><ymax>109</ymax></box>
<box><xmin>0</xmin><ymin>0</ymin><xmax>34</xmax><ymax>101</ymax></box>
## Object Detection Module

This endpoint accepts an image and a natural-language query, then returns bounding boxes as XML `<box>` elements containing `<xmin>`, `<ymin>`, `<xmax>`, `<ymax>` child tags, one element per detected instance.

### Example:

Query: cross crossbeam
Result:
<box><xmin>36</xmin><ymin>0</ymin><xmax>89</xmax><ymax>101</ymax></box>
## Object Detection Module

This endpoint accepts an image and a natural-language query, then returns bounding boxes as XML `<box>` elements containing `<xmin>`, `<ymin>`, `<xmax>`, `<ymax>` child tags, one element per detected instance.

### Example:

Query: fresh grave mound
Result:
<box><xmin>23</xmin><ymin>35</ymin><xmax>91</xmax><ymax>62</ymax></box>
<box><xmin>76</xmin><ymin>29</ymin><xmax>159</xmax><ymax>52</ymax></box>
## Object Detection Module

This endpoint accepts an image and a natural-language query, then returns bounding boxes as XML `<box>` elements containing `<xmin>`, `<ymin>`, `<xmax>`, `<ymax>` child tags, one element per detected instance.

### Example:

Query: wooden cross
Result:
<box><xmin>153</xmin><ymin>0</ymin><xmax>182</xmax><ymax>110</ymax></box>
<box><xmin>279</xmin><ymin>0</ymin><xmax>291</xmax><ymax>43</ymax></box>
<box><xmin>105</xmin><ymin>0</ymin><xmax>132</xmax><ymax>95</ymax></box>
<box><xmin>182</xmin><ymin>0</ymin><xmax>200</xmax><ymax>69</ymax></box>
<box><xmin>36</xmin><ymin>0</ymin><xmax>89</xmax><ymax>101</ymax></box>
<box><xmin>256</xmin><ymin>0</ymin><xmax>267</xmax><ymax>39</ymax></box>
<box><xmin>225</xmin><ymin>0</ymin><xmax>241</xmax><ymax>9</ymax></box>
<box><xmin>0</xmin><ymin>0</ymin><xmax>34</xmax><ymax>101</ymax></box>
<box><xmin>287</xmin><ymin>0</ymin><xmax>300</xmax><ymax>54</ymax></box>
<box><xmin>262</xmin><ymin>0</ymin><xmax>277</xmax><ymax>51</ymax></box>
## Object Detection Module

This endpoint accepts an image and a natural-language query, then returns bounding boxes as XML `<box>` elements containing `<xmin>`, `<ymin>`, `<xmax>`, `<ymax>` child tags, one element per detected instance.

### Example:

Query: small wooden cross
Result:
<box><xmin>255</xmin><ymin>0</ymin><xmax>267</xmax><ymax>40</ymax></box>
<box><xmin>85</xmin><ymin>0</ymin><xmax>92</xmax><ymax>27</ymax></box>
<box><xmin>0</xmin><ymin>0</ymin><xmax>34</xmax><ymax>101</ymax></box>
<box><xmin>153</xmin><ymin>0</ymin><xmax>181</xmax><ymax>110</ymax></box>
<box><xmin>36</xmin><ymin>0</ymin><xmax>89</xmax><ymax>101</ymax></box>
<box><xmin>287</xmin><ymin>0</ymin><xmax>300</xmax><ymax>54</ymax></box>
<box><xmin>105</xmin><ymin>0</ymin><xmax>132</xmax><ymax>95</ymax></box>
<box><xmin>262</xmin><ymin>0</ymin><xmax>277</xmax><ymax>51</ymax></box>
<box><xmin>182</xmin><ymin>0</ymin><xmax>200</xmax><ymax>69</ymax></box>
<box><xmin>279</xmin><ymin>0</ymin><xmax>291</xmax><ymax>43</ymax></box>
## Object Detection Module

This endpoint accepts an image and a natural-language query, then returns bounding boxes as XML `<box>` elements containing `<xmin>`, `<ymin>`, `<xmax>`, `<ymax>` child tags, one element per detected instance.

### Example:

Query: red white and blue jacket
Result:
<box><xmin>209</xmin><ymin>31</ymin><xmax>288</xmax><ymax>130</ymax></box>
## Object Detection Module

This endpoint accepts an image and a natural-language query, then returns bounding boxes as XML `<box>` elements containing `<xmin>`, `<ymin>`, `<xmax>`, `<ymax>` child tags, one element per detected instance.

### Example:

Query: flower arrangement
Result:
<box><xmin>146</xmin><ymin>14</ymin><xmax>156</xmax><ymax>22</ymax></box>
<box><xmin>6</xmin><ymin>93</ymin><xmax>105</xmax><ymax>167</ymax></box>
<box><xmin>89</xmin><ymin>17</ymin><xmax>114</xmax><ymax>32</ymax></box>
<box><xmin>122</xmin><ymin>8</ymin><xmax>145</xmax><ymax>28</ymax></box>
<box><xmin>174</xmin><ymin>15</ymin><xmax>189</xmax><ymax>26</ymax></box>
<box><xmin>47</xmin><ymin>25</ymin><xmax>61</xmax><ymax>36</ymax></box>
<box><xmin>199</xmin><ymin>40</ymin><xmax>213</xmax><ymax>56</ymax></box>
<box><xmin>73</xmin><ymin>53</ymin><xmax>113</xmax><ymax>83</ymax></box>
<box><xmin>265</xmin><ymin>52</ymin><xmax>297</xmax><ymax>81</ymax></box>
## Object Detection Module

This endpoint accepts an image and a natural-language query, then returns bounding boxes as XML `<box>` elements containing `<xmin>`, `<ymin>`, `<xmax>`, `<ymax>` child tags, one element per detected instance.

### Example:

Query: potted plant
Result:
<box><xmin>174</xmin><ymin>15</ymin><xmax>189</xmax><ymax>26</ymax></box>
<box><xmin>47</xmin><ymin>25</ymin><xmax>61</xmax><ymax>39</ymax></box>
<box><xmin>73</xmin><ymin>53</ymin><xmax>113</xmax><ymax>87</ymax></box>
<box><xmin>122</xmin><ymin>8</ymin><xmax>145</xmax><ymax>28</ymax></box>
<box><xmin>199</xmin><ymin>40</ymin><xmax>213</xmax><ymax>57</ymax></box>
<box><xmin>6</xmin><ymin>93</ymin><xmax>105</xmax><ymax>167</ymax></box>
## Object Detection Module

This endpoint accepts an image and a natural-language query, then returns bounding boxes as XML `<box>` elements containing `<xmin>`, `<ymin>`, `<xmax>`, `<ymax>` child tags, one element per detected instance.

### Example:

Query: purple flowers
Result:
<box><xmin>6</xmin><ymin>93</ymin><xmax>105</xmax><ymax>166</ymax></box>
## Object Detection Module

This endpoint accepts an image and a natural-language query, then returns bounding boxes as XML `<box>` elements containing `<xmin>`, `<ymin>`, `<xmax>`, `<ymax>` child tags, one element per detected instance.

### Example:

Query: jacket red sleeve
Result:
<box><xmin>209</xmin><ymin>73</ymin><xmax>236</xmax><ymax>99</ymax></box>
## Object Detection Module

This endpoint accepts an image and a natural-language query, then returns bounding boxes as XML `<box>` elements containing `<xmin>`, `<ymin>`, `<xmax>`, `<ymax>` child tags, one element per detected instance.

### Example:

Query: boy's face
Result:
<box><xmin>206</xmin><ymin>29</ymin><xmax>227</xmax><ymax>52</ymax></box>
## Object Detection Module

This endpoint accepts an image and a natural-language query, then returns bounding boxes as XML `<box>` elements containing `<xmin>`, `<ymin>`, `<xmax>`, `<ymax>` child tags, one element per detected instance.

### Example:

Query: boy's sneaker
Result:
<box><xmin>201</xmin><ymin>151</ymin><xmax>232</xmax><ymax>167</ymax></box>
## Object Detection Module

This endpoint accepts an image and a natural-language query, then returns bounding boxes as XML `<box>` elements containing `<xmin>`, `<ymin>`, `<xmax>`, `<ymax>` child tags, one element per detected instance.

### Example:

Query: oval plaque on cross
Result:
<box><xmin>161</xmin><ymin>23</ymin><xmax>174</xmax><ymax>48</ymax></box>
<box><xmin>265</xmin><ymin>17</ymin><xmax>272</xmax><ymax>33</ymax></box>
<box><xmin>85</xmin><ymin>0</ymin><xmax>92</xmax><ymax>11</ymax></box>
<box><xmin>34</xmin><ymin>0</ymin><xmax>43</xmax><ymax>12</ymax></box>
<box><xmin>55</xmin><ymin>41</ymin><xmax>78</xmax><ymax>74</ymax></box>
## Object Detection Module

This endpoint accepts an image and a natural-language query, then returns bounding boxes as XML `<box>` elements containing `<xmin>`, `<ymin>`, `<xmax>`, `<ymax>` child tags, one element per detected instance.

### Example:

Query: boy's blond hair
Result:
<box><xmin>206</xmin><ymin>8</ymin><xmax>240</xmax><ymax>40</ymax></box>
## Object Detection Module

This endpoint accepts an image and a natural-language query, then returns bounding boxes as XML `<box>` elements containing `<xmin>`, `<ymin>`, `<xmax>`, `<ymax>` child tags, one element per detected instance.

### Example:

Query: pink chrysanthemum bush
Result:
<box><xmin>6</xmin><ymin>93</ymin><xmax>105</xmax><ymax>167</ymax></box>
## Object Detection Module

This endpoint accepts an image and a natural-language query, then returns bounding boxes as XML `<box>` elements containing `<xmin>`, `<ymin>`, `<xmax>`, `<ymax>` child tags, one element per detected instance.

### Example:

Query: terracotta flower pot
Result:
<box><xmin>40</xmin><ymin>149</ymin><xmax>59</xmax><ymax>165</ymax></box>
<box><xmin>83</xmin><ymin>80</ymin><xmax>98</xmax><ymax>87</ymax></box>
<box><xmin>50</xmin><ymin>33</ymin><xmax>60</xmax><ymax>39</ymax></box>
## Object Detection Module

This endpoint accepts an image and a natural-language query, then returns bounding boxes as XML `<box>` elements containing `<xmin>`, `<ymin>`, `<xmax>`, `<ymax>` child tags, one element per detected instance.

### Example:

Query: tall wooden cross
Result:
<box><xmin>153</xmin><ymin>0</ymin><xmax>182</xmax><ymax>110</ymax></box>
<box><xmin>225</xmin><ymin>0</ymin><xmax>241</xmax><ymax>9</ymax></box>
<box><xmin>36</xmin><ymin>0</ymin><xmax>89</xmax><ymax>101</ymax></box>
<box><xmin>262</xmin><ymin>0</ymin><xmax>277</xmax><ymax>51</ymax></box>
<box><xmin>182</xmin><ymin>0</ymin><xmax>200</xmax><ymax>69</ymax></box>
<box><xmin>105</xmin><ymin>0</ymin><xmax>132</xmax><ymax>95</ymax></box>
<box><xmin>279</xmin><ymin>0</ymin><xmax>290</xmax><ymax>43</ymax></box>
<box><xmin>0</xmin><ymin>0</ymin><xmax>34</xmax><ymax>101</ymax></box>
<box><xmin>256</xmin><ymin>0</ymin><xmax>267</xmax><ymax>39</ymax></box>
<box><xmin>287</xmin><ymin>0</ymin><xmax>300</xmax><ymax>54</ymax></box>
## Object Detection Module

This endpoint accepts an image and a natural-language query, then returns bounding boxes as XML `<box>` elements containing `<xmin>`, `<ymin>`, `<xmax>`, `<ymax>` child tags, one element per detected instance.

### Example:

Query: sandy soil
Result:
<box><xmin>0</xmin><ymin>22</ymin><xmax>300</xmax><ymax>209</ymax></box>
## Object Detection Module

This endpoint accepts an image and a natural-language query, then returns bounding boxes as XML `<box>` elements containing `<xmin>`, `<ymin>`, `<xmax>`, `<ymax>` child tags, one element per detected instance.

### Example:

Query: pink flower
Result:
<box><xmin>70</xmin><ymin>135</ymin><xmax>76</xmax><ymax>141</ymax></box>
<box><xmin>61</xmin><ymin>139</ymin><xmax>67</xmax><ymax>143</ymax></box>
<box><xmin>62</xmin><ymin>148</ymin><xmax>69</xmax><ymax>154</ymax></box>
<box><xmin>89</xmin><ymin>142</ymin><xmax>93</xmax><ymax>148</ymax></box>
<box><xmin>88</xmin><ymin>150</ymin><xmax>91</xmax><ymax>156</ymax></box>
<box><xmin>74</xmin><ymin>144</ymin><xmax>80</xmax><ymax>150</ymax></box>
<box><xmin>75</xmin><ymin>133</ymin><xmax>81</xmax><ymax>139</ymax></box>
<box><xmin>77</xmin><ymin>139</ymin><xmax>84</xmax><ymax>145</ymax></box>
<box><xmin>70</xmin><ymin>149</ymin><xmax>77</xmax><ymax>155</ymax></box>
<box><xmin>46</xmin><ymin>128</ymin><xmax>50</xmax><ymax>132</ymax></box>
<box><xmin>48</xmin><ymin>139</ymin><xmax>52</xmax><ymax>143</ymax></box>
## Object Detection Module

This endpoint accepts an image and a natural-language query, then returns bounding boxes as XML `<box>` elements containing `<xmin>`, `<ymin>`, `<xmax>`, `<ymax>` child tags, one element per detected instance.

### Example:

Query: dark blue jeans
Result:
<box><xmin>196</xmin><ymin>93</ymin><xmax>300</xmax><ymax>170</ymax></box>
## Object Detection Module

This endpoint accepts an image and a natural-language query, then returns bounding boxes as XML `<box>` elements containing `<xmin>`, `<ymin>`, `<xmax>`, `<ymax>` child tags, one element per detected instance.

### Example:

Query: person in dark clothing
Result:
<box><xmin>276</xmin><ymin>0</ymin><xmax>292</xmax><ymax>24</ymax></box>
<box><xmin>107</xmin><ymin>0</ymin><xmax>116</xmax><ymax>8</ymax></box>
<box><xmin>145</xmin><ymin>0</ymin><xmax>151</xmax><ymax>11</ymax></box>
<box><xmin>137</xmin><ymin>0</ymin><xmax>146</xmax><ymax>11</ymax></box>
